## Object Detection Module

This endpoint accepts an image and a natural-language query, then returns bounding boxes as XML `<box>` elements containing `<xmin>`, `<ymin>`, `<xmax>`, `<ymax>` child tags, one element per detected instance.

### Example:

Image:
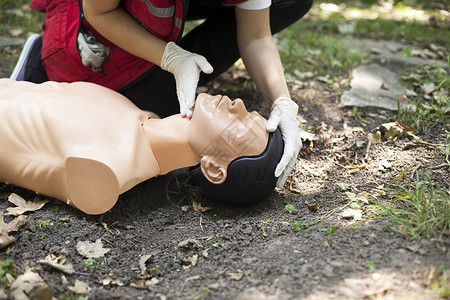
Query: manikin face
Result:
<box><xmin>188</xmin><ymin>94</ymin><xmax>269</xmax><ymax>184</ymax></box>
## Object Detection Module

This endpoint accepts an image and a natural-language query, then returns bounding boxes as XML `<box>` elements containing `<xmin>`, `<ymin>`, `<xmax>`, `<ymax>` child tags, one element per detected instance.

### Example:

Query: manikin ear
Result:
<box><xmin>200</xmin><ymin>156</ymin><xmax>227</xmax><ymax>185</ymax></box>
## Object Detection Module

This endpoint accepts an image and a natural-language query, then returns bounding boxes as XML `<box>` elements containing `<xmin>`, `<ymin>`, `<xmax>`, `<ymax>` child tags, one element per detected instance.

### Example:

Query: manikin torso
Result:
<box><xmin>0</xmin><ymin>79</ymin><xmax>160</xmax><ymax>214</ymax></box>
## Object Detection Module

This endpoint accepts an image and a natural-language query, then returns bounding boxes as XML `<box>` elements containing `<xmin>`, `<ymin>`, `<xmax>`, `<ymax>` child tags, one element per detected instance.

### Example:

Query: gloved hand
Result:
<box><xmin>161</xmin><ymin>42</ymin><xmax>213</xmax><ymax>118</ymax></box>
<box><xmin>266</xmin><ymin>97</ymin><xmax>302</xmax><ymax>188</ymax></box>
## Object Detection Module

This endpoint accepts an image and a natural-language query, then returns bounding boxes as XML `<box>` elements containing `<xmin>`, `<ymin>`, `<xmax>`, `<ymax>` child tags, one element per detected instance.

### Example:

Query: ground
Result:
<box><xmin>0</xmin><ymin>1</ymin><xmax>449</xmax><ymax>300</ymax></box>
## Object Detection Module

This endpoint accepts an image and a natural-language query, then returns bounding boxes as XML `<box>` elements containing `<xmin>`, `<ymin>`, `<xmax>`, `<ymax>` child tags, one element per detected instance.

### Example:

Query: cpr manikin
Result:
<box><xmin>0</xmin><ymin>79</ymin><xmax>279</xmax><ymax>215</ymax></box>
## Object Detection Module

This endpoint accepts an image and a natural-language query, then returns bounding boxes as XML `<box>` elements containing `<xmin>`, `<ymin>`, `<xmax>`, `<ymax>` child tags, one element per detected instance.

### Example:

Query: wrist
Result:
<box><xmin>161</xmin><ymin>41</ymin><xmax>181</xmax><ymax>72</ymax></box>
<box><xmin>271</xmin><ymin>97</ymin><xmax>298</xmax><ymax>113</ymax></box>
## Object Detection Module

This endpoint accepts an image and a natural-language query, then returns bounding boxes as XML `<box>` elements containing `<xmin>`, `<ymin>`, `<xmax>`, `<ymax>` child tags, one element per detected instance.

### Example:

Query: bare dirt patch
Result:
<box><xmin>0</xmin><ymin>53</ymin><xmax>448</xmax><ymax>299</ymax></box>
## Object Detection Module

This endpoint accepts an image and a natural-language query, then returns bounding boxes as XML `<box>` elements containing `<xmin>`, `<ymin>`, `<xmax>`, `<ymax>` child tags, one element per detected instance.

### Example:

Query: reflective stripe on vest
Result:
<box><xmin>141</xmin><ymin>0</ymin><xmax>174</xmax><ymax>17</ymax></box>
<box><xmin>140</xmin><ymin>0</ymin><xmax>182</xmax><ymax>30</ymax></box>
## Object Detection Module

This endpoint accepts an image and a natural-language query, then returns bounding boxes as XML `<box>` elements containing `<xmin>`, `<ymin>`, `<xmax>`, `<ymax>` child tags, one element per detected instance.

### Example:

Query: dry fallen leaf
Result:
<box><xmin>396</xmin><ymin>120</ymin><xmax>415</xmax><ymax>132</ymax></box>
<box><xmin>378</xmin><ymin>122</ymin><xmax>404</xmax><ymax>141</ymax></box>
<box><xmin>182</xmin><ymin>254</ymin><xmax>198</xmax><ymax>270</ymax></box>
<box><xmin>76</xmin><ymin>239</ymin><xmax>111</xmax><ymax>258</ymax></box>
<box><xmin>39</xmin><ymin>254</ymin><xmax>74</xmax><ymax>275</ymax></box>
<box><xmin>139</xmin><ymin>254</ymin><xmax>153</xmax><ymax>275</ymax></box>
<box><xmin>68</xmin><ymin>280</ymin><xmax>90</xmax><ymax>294</ymax></box>
<box><xmin>192</xmin><ymin>201</ymin><xmax>212</xmax><ymax>212</ymax></box>
<box><xmin>129</xmin><ymin>280</ymin><xmax>148</xmax><ymax>290</ymax></box>
<box><xmin>6</xmin><ymin>193</ymin><xmax>49</xmax><ymax>216</ymax></box>
<box><xmin>177</xmin><ymin>238</ymin><xmax>203</xmax><ymax>249</ymax></box>
<box><xmin>136</xmin><ymin>267</ymin><xmax>157</xmax><ymax>280</ymax></box>
<box><xmin>307</xmin><ymin>203</ymin><xmax>319</xmax><ymax>211</ymax></box>
<box><xmin>364</xmin><ymin>286</ymin><xmax>389</xmax><ymax>298</ymax></box>
<box><xmin>344</xmin><ymin>164</ymin><xmax>366</xmax><ymax>170</ymax></box>
<box><xmin>101</xmin><ymin>270</ymin><xmax>125</xmax><ymax>286</ymax></box>
<box><xmin>0</xmin><ymin>212</ymin><xmax>28</xmax><ymax>248</ymax></box>
<box><xmin>226</xmin><ymin>269</ymin><xmax>244</xmax><ymax>281</ymax></box>
<box><xmin>10</xmin><ymin>271</ymin><xmax>52</xmax><ymax>300</ymax></box>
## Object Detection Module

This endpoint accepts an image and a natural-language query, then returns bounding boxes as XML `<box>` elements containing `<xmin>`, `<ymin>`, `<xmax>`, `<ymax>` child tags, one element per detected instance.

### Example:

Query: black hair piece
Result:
<box><xmin>190</xmin><ymin>128</ymin><xmax>284</xmax><ymax>206</ymax></box>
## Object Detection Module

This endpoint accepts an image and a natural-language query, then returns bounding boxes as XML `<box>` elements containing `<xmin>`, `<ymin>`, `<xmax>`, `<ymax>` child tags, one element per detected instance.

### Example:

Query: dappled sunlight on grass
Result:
<box><xmin>313</xmin><ymin>2</ymin><xmax>448</xmax><ymax>22</ymax></box>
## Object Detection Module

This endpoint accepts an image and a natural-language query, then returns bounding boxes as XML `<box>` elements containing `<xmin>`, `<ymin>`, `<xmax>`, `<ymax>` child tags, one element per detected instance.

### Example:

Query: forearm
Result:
<box><xmin>235</xmin><ymin>6</ymin><xmax>290</xmax><ymax>105</ymax></box>
<box><xmin>83</xmin><ymin>1</ymin><xmax>166</xmax><ymax>66</ymax></box>
<box><xmin>239</xmin><ymin>36</ymin><xmax>290</xmax><ymax>105</ymax></box>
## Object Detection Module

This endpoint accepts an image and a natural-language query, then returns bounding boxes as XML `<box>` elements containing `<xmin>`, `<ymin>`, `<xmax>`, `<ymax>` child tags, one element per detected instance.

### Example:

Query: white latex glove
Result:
<box><xmin>161</xmin><ymin>42</ymin><xmax>213</xmax><ymax>118</ymax></box>
<box><xmin>266</xmin><ymin>97</ymin><xmax>302</xmax><ymax>188</ymax></box>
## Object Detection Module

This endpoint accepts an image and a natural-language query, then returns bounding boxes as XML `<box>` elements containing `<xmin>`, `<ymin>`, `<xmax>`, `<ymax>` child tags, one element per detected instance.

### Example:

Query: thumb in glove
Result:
<box><xmin>161</xmin><ymin>42</ymin><xmax>213</xmax><ymax>117</ymax></box>
<box><xmin>266</xmin><ymin>97</ymin><xmax>302</xmax><ymax>188</ymax></box>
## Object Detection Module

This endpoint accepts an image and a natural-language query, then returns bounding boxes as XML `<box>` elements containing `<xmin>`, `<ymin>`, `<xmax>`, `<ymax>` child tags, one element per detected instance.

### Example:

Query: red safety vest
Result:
<box><xmin>30</xmin><ymin>0</ymin><xmax>247</xmax><ymax>91</ymax></box>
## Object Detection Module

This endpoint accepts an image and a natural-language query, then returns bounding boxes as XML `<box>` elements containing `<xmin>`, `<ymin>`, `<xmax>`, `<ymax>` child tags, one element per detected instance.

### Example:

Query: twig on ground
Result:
<box><xmin>364</xmin><ymin>140</ymin><xmax>372</xmax><ymax>160</ymax></box>
<box><xmin>101</xmin><ymin>236</ymin><xmax>114</xmax><ymax>246</ymax></box>
<box><xmin>326</xmin><ymin>156</ymin><xmax>346</xmax><ymax>169</ymax></box>
<box><xmin>410</xmin><ymin>165</ymin><xmax>421</xmax><ymax>180</ymax></box>
<box><xmin>431</xmin><ymin>163</ymin><xmax>450</xmax><ymax>170</ymax></box>
<box><xmin>99</xmin><ymin>215</ymin><xmax>114</xmax><ymax>235</ymax></box>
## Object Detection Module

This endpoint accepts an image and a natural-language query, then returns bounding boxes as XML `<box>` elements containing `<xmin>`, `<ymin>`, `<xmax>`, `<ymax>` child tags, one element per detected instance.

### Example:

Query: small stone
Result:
<box><xmin>322</xmin><ymin>265</ymin><xmax>334</xmax><ymax>278</ymax></box>
<box><xmin>336</xmin><ymin>182</ymin><xmax>350</xmax><ymax>191</ymax></box>
<box><xmin>340</xmin><ymin>208</ymin><xmax>362</xmax><ymax>220</ymax></box>
<box><xmin>406</xmin><ymin>89</ymin><xmax>417</xmax><ymax>97</ymax></box>
<box><xmin>243</xmin><ymin>225</ymin><xmax>252</xmax><ymax>234</ymax></box>
<box><xmin>363</xmin><ymin>240</ymin><xmax>370</xmax><ymax>246</ymax></box>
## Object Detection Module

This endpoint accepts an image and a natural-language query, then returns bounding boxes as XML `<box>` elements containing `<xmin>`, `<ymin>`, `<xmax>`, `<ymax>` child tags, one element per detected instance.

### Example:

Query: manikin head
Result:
<box><xmin>188</xmin><ymin>94</ymin><xmax>284</xmax><ymax>205</ymax></box>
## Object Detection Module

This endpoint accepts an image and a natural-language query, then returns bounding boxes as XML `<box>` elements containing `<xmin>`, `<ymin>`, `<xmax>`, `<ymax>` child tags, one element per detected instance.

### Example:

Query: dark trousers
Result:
<box><xmin>120</xmin><ymin>0</ymin><xmax>313</xmax><ymax>118</ymax></box>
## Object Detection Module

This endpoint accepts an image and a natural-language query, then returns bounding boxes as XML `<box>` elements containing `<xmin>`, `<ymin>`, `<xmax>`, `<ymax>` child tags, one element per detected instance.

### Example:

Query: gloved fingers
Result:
<box><xmin>275</xmin><ymin>157</ymin><xmax>297</xmax><ymax>188</ymax></box>
<box><xmin>180</xmin><ymin>98</ymin><xmax>187</xmax><ymax>118</ymax></box>
<box><xmin>184</xmin><ymin>97</ymin><xmax>195</xmax><ymax>118</ymax></box>
<box><xmin>177</xmin><ymin>89</ymin><xmax>187</xmax><ymax>117</ymax></box>
<box><xmin>178</xmin><ymin>92</ymin><xmax>195</xmax><ymax>118</ymax></box>
<box><xmin>193</xmin><ymin>55</ymin><xmax>214</xmax><ymax>74</ymax></box>
<box><xmin>266</xmin><ymin>110</ymin><xmax>282</xmax><ymax>132</ymax></box>
<box><xmin>274</xmin><ymin>157</ymin><xmax>287</xmax><ymax>178</ymax></box>
<box><xmin>276</xmin><ymin>170</ymin><xmax>289</xmax><ymax>189</ymax></box>
<box><xmin>175</xmin><ymin>69</ymin><xmax>200</xmax><ymax>118</ymax></box>
<box><xmin>274</xmin><ymin>138</ymin><xmax>297</xmax><ymax>177</ymax></box>
<box><xmin>274</xmin><ymin>147</ymin><xmax>293</xmax><ymax>177</ymax></box>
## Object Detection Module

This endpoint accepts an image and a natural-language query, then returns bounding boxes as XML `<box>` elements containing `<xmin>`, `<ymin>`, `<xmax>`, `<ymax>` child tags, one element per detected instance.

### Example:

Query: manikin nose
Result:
<box><xmin>228</xmin><ymin>98</ymin><xmax>246</xmax><ymax>113</ymax></box>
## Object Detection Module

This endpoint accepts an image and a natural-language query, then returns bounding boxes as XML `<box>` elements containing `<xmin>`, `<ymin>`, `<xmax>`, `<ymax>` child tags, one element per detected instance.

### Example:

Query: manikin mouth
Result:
<box><xmin>215</xmin><ymin>95</ymin><xmax>224</xmax><ymax>107</ymax></box>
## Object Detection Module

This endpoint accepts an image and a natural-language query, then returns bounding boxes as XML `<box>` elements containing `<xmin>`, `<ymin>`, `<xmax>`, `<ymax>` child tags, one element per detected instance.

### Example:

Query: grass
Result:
<box><xmin>277</xmin><ymin>28</ymin><xmax>365</xmax><ymax>76</ymax></box>
<box><xmin>354</xmin><ymin>18</ymin><xmax>450</xmax><ymax>47</ymax></box>
<box><xmin>0</xmin><ymin>1</ymin><xmax>43</xmax><ymax>34</ymax></box>
<box><xmin>399</xmin><ymin>63</ymin><xmax>449</xmax><ymax>132</ymax></box>
<box><xmin>36</xmin><ymin>219</ymin><xmax>54</xmax><ymax>229</ymax></box>
<box><xmin>276</xmin><ymin>0</ymin><xmax>448</xmax><ymax>81</ymax></box>
<box><xmin>425</xmin><ymin>264</ymin><xmax>450</xmax><ymax>298</ymax></box>
<box><xmin>381</xmin><ymin>172</ymin><xmax>450</xmax><ymax>242</ymax></box>
<box><xmin>0</xmin><ymin>259</ymin><xmax>17</xmax><ymax>285</ymax></box>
